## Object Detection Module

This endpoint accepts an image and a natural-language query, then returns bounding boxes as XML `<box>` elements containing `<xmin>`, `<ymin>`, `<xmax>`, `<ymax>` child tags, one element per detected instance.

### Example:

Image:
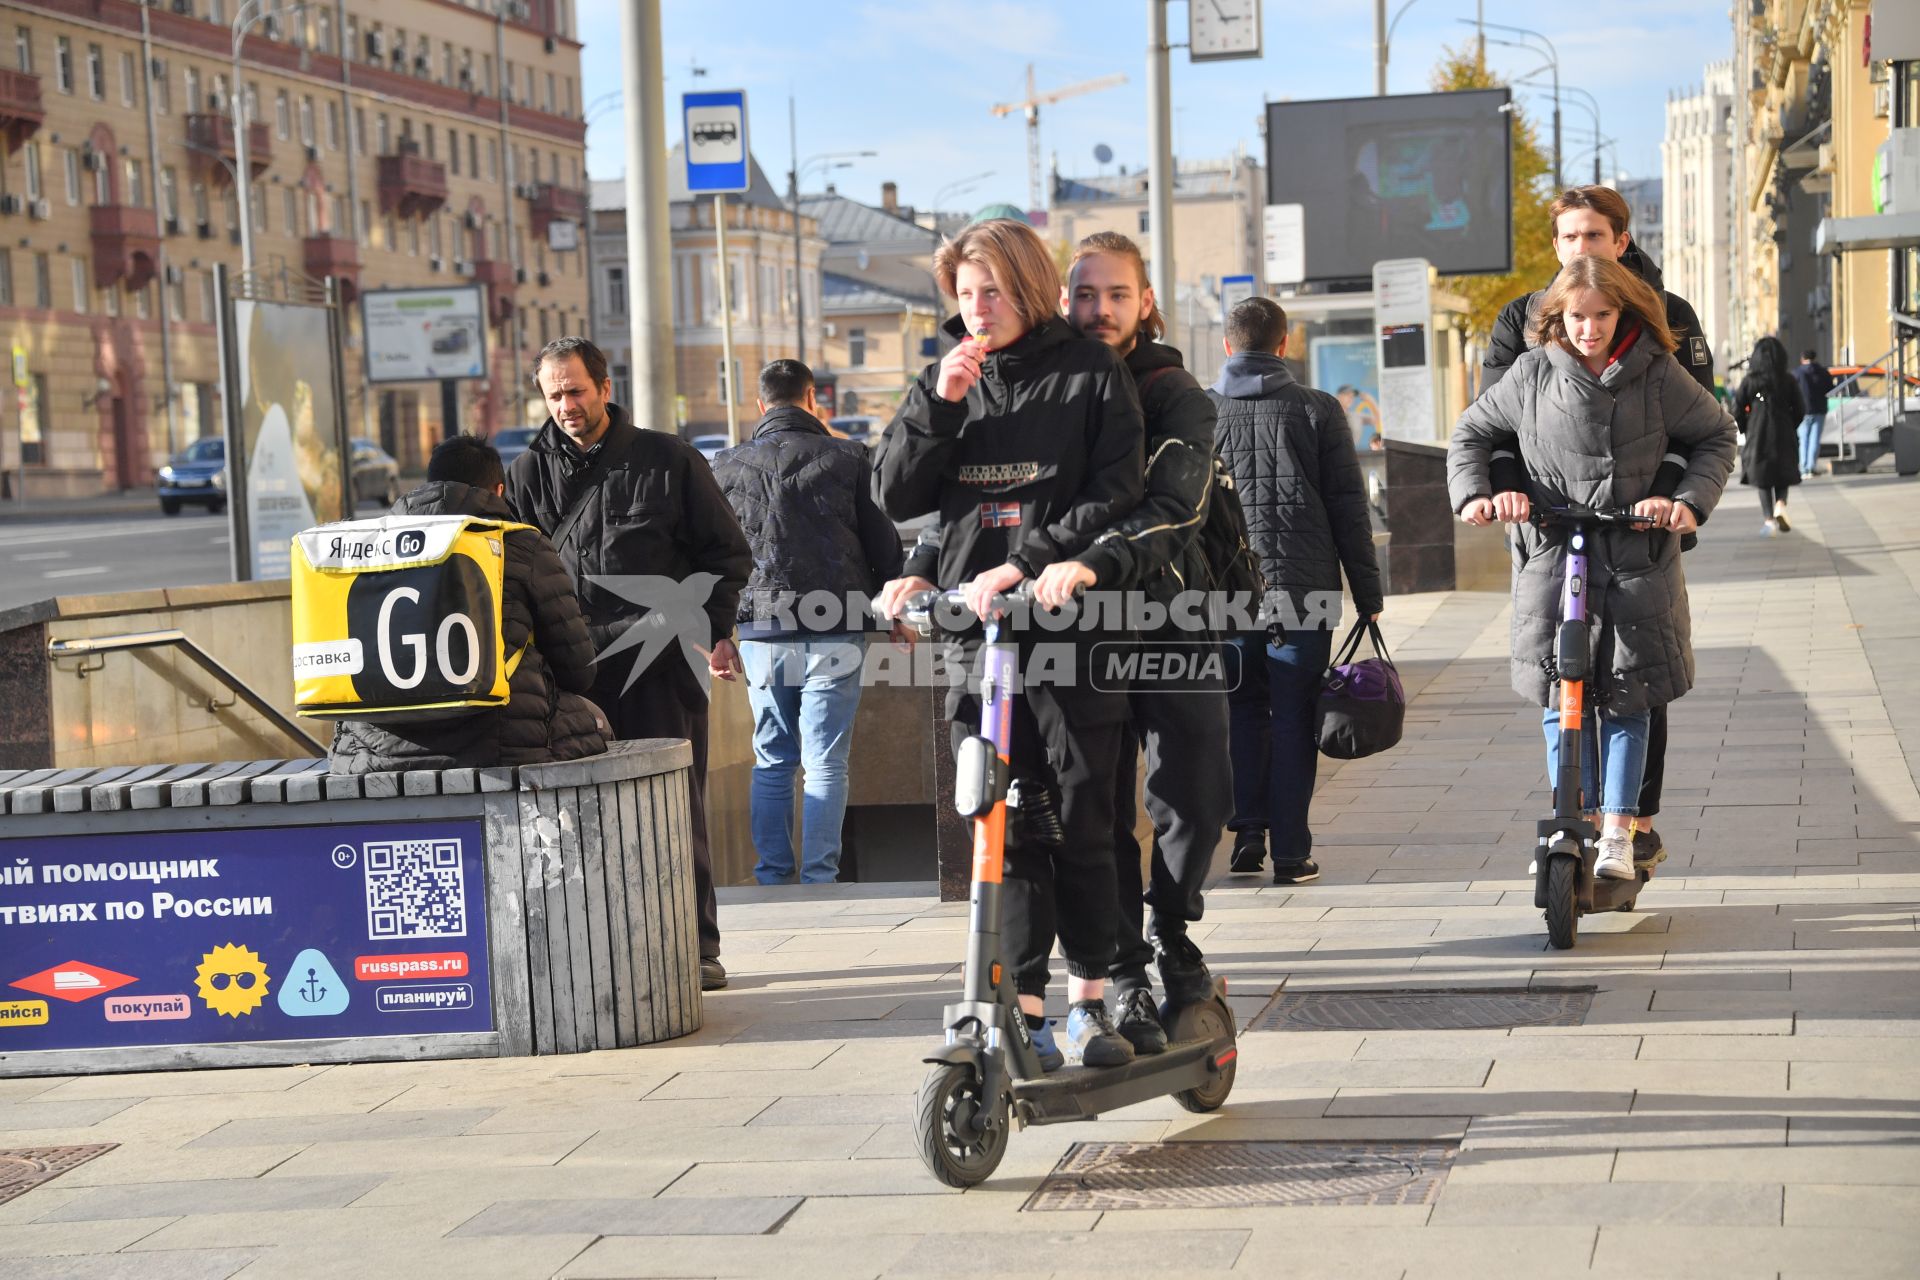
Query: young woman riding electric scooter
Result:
<box><xmin>1448</xmin><ymin>255</ymin><xmax>1736</xmax><ymax>945</ymax></box>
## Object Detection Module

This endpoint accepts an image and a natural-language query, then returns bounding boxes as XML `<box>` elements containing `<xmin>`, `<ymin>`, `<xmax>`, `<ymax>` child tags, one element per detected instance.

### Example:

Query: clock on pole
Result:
<box><xmin>1189</xmin><ymin>0</ymin><xmax>1263</xmax><ymax>62</ymax></box>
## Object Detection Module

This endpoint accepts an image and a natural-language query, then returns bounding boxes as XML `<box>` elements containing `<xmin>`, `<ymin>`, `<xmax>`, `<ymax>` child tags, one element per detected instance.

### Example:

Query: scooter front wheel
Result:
<box><xmin>1545</xmin><ymin>856</ymin><xmax>1579</xmax><ymax>950</ymax></box>
<box><xmin>1168</xmin><ymin>998</ymin><xmax>1238</xmax><ymax>1114</ymax></box>
<box><xmin>914</xmin><ymin>1062</ymin><xmax>1009</xmax><ymax>1188</ymax></box>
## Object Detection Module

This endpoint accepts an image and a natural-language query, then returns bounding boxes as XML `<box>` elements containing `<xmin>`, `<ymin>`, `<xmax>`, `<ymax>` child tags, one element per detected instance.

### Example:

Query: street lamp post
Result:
<box><xmin>230</xmin><ymin>0</ymin><xmax>305</xmax><ymax>281</ymax></box>
<box><xmin>931</xmin><ymin>170</ymin><xmax>995</xmax><ymax>215</ymax></box>
<box><xmin>1473</xmin><ymin>22</ymin><xmax>1561</xmax><ymax>189</ymax></box>
<box><xmin>785</xmin><ymin>141</ymin><xmax>875</xmax><ymax>363</ymax></box>
<box><xmin>1519</xmin><ymin>81</ymin><xmax>1604</xmax><ymax>185</ymax></box>
<box><xmin>1374</xmin><ymin>0</ymin><xmax>1484</xmax><ymax>95</ymax></box>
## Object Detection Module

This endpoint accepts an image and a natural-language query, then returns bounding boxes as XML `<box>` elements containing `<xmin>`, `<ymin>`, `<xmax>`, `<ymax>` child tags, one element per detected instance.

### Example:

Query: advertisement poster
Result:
<box><xmin>234</xmin><ymin>297</ymin><xmax>347</xmax><ymax>579</ymax></box>
<box><xmin>361</xmin><ymin>288</ymin><xmax>489</xmax><ymax>384</ymax></box>
<box><xmin>1312</xmin><ymin>336</ymin><xmax>1384</xmax><ymax>451</ymax></box>
<box><xmin>0</xmin><ymin>821</ymin><xmax>492</xmax><ymax>1053</ymax></box>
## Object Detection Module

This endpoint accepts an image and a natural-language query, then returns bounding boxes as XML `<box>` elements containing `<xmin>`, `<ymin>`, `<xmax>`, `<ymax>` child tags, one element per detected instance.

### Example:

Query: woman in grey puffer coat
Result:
<box><xmin>1448</xmin><ymin>256</ymin><xmax>1736</xmax><ymax>879</ymax></box>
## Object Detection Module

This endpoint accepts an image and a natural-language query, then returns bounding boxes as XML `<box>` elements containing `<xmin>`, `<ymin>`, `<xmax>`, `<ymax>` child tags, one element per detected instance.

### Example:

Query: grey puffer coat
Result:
<box><xmin>1447</xmin><ymin>334</ymin><xmax>1736</xmax><ymax>713</ymax></box>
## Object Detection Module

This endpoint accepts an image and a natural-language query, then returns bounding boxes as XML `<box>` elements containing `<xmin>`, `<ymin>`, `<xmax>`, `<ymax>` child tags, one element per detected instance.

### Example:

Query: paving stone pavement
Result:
<box><xmin>4</xmin><ymin>476</ymin><xmax>1919</xmax><ymax>1278</ymax></box>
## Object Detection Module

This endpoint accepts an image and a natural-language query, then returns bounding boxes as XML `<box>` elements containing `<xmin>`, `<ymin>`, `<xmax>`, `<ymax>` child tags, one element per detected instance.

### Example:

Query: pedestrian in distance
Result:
<box><xmin>1731</xmin><ymin>335</ymin><xmax>1807</xmax><ymax>536</ymax></box>
<box><xmin>504</xmin><ymin>337</ymin><xmax>754</xmax><ymax>992</ymax></box>
<box><xmin>1479</xmin><ymin>184</ymin><xmax>1712</xmax><ymax>871</ymax></box>
<box><xmin>1449</xmin><ymin>256</ymin><xmax>1735</xmax><ymax>880</ymax></box>
<box><xmin>1792</xmin><ymin>348</ymin><xmax>1834</xmax><ymax>481</ymax></box>
<box><xmin>874</xmin><ymin>217</ymin><xmax>1145</xmax><ymax>1071</ymax></box>
<box><xmin>329</xmin><ymin>434</ymin><xmax>608</xmax><ymax>774</ymax></box>
<box><xmin>1212</xmin><ymin>296</ymin><xmax>1383</xmax><ymax>887</ymax></box>
<box><xmin>710</xmin><ymin>359</ymin><xmax>905</xmax><ymax>886</ymax></box>
<box><xmin>1054</xmin><ymin>230</ymin><xmax>1233</xmax><ymax>1056</ymax></box>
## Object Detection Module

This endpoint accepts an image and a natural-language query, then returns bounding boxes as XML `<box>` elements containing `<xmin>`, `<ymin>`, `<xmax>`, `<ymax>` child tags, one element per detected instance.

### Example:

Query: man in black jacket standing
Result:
<box><xmin>506</xmin><ymin>337</ymin><xmax>754</xmax><ymax>991</ymax></box>
<box><xmin>711</xmin><ymin>359</ymin><xmax>903</xmax><ymax>885</ymax></box>
<box><xmin>1044</xmin><ymin>230</ymin><xmax>1230</xmax><ymax>1053</ymax></box>
<box><xmin>1479</xmin><ymin>186</ymin><xmax>1713</xmax><ymax>871</ymax></box>
<box><xmin>1214</xmin><ymin>297</ymin><xmax>1383</xmax><ymax>886</ymax></box>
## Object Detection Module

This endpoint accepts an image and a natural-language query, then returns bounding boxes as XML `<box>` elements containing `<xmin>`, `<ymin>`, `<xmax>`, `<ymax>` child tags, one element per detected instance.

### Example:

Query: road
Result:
<box><xmin>0</xmin><ymin>510</ymin><xmax>235</xmax><ymax>613</ymax></box>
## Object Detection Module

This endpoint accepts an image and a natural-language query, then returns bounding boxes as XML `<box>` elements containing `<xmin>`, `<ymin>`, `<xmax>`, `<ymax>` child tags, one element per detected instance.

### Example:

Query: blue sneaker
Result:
<box><xmin>1065</xmin><ymin>1000</ymin><xmax>1135</xmax><ymax>1068</ymax></box>
<box><xmin>1025</xmin><ymin>1016</ymin><xmax>1065</xmax><ymax>1073</ymax></box>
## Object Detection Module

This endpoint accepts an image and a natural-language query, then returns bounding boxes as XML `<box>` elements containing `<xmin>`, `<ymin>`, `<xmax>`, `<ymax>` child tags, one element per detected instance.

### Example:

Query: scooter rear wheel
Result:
<box><xmin>1545</xmin><ymin>856</ymin><xmax>1579</xmax><ymax>950</ymax></box>
<box><xmin>1167</xmin><ymin>998</ymin><xmax>1237</xmax><ymax>1114</ymax></box>
<box><xmin>914</xmin><ymin>1062</ymin><xmax>1009</xmax><ymax>1188</ymax></box>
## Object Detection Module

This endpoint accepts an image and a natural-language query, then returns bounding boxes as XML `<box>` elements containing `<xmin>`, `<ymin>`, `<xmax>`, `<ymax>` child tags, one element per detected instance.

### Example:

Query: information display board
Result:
<box><xmin>362</xmin><ymin>287</ymin><xmax>489</xmax><ymax>384</ymax></box>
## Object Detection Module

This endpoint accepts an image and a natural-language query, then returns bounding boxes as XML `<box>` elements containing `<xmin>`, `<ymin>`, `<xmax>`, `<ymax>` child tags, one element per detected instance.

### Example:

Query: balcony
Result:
<box><xmin>89</xmin><ymin>205</ymin><xmax>161</xmax><ymax>291</ymax></box>
<box><xmin>186</xmin><ymin>113</ymin><xmax>271</xmax><ymax>183</ymax></box>
<box><xmin>0</xmin><ymin>67</ymin><xmax>44</xmax><ymax>154</ymax></box>
<box><xmin>303</xmin><ymin>235</ymin><xmax>361</xmax><ymax>302</ymax></box>
<box><xmin>377</xmin><ymin>151</ymin><xmax>448</xmax><ymax>218</ymax></box>
<box><xmin>472</xmin><ymin>257</ymin><xmax>516</xmax><ymax>325</ymax></box>
<box><xmin>527</xmin><ymin>182</ymin><xmax>586</xmax><ymax>239</ymax></box>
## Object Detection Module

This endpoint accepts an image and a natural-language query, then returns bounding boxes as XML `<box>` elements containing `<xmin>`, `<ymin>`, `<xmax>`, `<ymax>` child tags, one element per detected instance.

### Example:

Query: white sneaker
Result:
<box><xmin>1762</xmin><ymin>519</ymin><xmax>1779</xmax><ymax>536</ymax></box>
<box><xmin>1594</xmin><ymin>829</ymin><xmax>1636</xmax><ymax>880</ymax></box>
<box><xmin>1773</xmin><ymin>501</ymin><xmax>1791</xmax><ymax>533</ymax></box>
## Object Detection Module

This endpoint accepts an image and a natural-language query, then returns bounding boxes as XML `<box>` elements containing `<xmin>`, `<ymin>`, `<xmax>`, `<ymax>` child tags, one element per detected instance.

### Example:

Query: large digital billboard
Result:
<box><xmin>1265</xmin><ymin>89</ymin><xmax>1513</xmax><ymax>284</ymax></box>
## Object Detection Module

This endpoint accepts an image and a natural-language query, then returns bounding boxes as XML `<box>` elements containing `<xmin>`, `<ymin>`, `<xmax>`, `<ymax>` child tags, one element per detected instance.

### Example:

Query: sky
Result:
<box><xmin>575</xmin><ymin>1</ymin><xmax>1735</xmax><ymax>218</ymax></box>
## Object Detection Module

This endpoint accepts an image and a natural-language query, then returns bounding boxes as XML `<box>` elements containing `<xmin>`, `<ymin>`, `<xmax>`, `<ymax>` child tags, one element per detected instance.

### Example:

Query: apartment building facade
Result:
<box><xmin>1663</xmin><ymin>62</ymin><xmax>1736</xmax><ymax>374</ymax></box>
<box><xmin>0</xmin><ymin>0</ymin><xmax>588</xmax><ymax>498</ymax></box>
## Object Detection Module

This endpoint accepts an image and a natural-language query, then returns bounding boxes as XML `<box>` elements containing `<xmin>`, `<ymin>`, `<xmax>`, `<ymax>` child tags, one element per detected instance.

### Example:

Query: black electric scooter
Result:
<box><xmin>1530</xmin><ymin>504</ymin><xmax>1658</xmax><ymax>949</ymax></box>
<box><xmin>893</xmin><ymin>586</ymin><xmax>1237</xmax><ymax>1188</ymax></box>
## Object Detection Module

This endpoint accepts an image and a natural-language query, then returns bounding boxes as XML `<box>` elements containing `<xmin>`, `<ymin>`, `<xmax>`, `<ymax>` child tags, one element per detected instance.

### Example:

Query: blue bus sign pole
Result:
<box><xmin>683</xmin><ymin>90</ymin><xmax>749</xmax><ymax>444</ymax></box>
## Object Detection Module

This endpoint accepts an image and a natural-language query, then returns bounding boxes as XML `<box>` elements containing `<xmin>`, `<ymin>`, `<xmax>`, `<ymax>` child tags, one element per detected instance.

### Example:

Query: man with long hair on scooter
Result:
<box><xmin>1449</xmin><ymin>257</ymin><xmax>1734</xmax><ymax>878</ymax></box>
<box><xmin>876</xmin><ymin>218</ymin><xmax>1146</xmax><ymax>1070</ymax></box>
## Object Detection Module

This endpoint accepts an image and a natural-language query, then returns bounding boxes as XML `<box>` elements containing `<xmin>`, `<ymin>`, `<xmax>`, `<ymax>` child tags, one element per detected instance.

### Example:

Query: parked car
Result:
<box><xmin>350</xmin><ymin>438</ymin><xmax>402</xmax><ymax>507</ymax></box>
<box><xmin>690</xmin><ymin>433</ymin><xmax>730</xmax><ymax>463</ymax></box>
<box><xmin>829</xmin><ymin>415</ymin><xmax>882</xmax><ymax>447</ymax></box>
<box><xmin>492</xmin><ymin>426</ymin><xmax>542</xmax><ymax>472</ymax></box>
<box><xmin>157</xmin><ymin>437</ymin><xmax>226</xmax><ymax>515</ymax></box>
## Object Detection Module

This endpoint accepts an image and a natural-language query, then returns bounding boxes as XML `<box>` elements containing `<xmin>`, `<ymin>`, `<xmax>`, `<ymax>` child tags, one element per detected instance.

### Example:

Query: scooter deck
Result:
<box><xmin>1011</xmin><ymin>1036</ymin><xmax>1228</xmax><ymax>1125</ymax></box>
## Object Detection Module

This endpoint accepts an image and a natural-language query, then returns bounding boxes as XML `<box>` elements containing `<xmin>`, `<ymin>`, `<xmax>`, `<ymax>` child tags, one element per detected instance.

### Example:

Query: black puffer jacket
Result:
<box><xmin>1732</xmin><ymin>371</ymin><xmax>1806</xmax><ymax>491</ymax></box>
<box><xmin>712</xmin><ymin>404</ymin><xmax>904</xmax><ymax>638</ymax></box>
<box><xmin>1077</xmin><ymin>340</ymin><xmax>1216</xmax><ymax>610</ymax></box>
<box><xmin>882</xmin><ymin>313</ymin><xmax>1143</xmax><ymax>588</ymax></box>
<box><xmin>1211</xmin><ymin>353</ymin><xmax>1383</xmax><ymax>626</ymax></box>
<box><xmin>505</xmin><ymin>402</ymin><xmax>753</xmax><ymax>712</ymax></box>
<box><xmin>1483</xmin><ymin>242</ymin><xmax>1716</xmax><ymax>395</ymax></box>
<box><xmin>329</xmin><ymin>481</ymin><xmax>607</xmax><ymax>772</ymax></box>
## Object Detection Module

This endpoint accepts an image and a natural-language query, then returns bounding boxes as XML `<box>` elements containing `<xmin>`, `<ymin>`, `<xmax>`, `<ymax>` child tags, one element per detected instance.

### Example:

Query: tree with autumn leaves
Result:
<box><xmin>1432</xmin><ymin>43</ymin><xmax>1559</xmax><ymax>345</ymax></box>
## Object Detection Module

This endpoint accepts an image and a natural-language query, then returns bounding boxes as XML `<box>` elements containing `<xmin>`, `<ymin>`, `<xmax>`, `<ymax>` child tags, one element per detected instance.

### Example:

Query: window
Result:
<box><xmin>124</xmin><ymin>159</ymin><xmax>144</xmax><ymax>207</ymax></box>
<box><xmin>448</xmin><ymin>128</ymin><xmax>459</xmax><ymax>175</ymax></box>
<box><xmin>716</xmin><ymin>359</ymin><xmax>740</xmax><ymax>405</ymax></box>
<box><xmin>14</xmin><ymin>26</ymin><xmax>31</xmax><ymax>75</ymax></box>
<box><xmin>441</xmin><ymin>41</ymin><xmax>453</xmax><ymax>84</ymax></box>
<box><xmin>152</xmin><ymin>59</ymin><xmax>169</xmax><ymax>113</ymax></box>
<box><xmin>359</xmin><ymin>199</ymin><xmax>371</xmax><ymax>241</ymax></box>
<box><xmin>167</xmin><ymin>271</ymin><xmax>184</xmax><ymax>321</ymax></box>
<box><xmin>429</xmin><ymin>215</ymin><xmax>442</xmax><ymax>259</ymax></box>
<box><xmin>20</xmin><ymin>374</ymin><xmax>45</xmax><ymax>464</ymax></box>
<box><xmin>62</xmin><ymin>149</ymin><xmax>80</xmax><ymax>205</ymax></box>
<box><xmin>209</xmin><ymin>0</ymin><xmax>224</xmax><ymax>24</ymax></box>
<box><xmin>503</xmin><ymin>58</ymin><xmax>513</xmax><ymax>100</ymax></box>
<box><xmin>161</xmin><ymin>168</ymin><xmax>178</xmax><ymax>224</ymax></box>
<box><xmin>486</xmin><ymin>138</ymin><xmax>497</xmax><ymax>180</ymax></box>
<box><xmin>200</xmin><ymin>270</ymin><xmax>216</xmax><ymax>322</ymax></box>
<box><xmin>468</xmin><ymin>133</ymin><xmax>478</xmax><ymax>177</ymax></box>
<box><xmin>408</xmin><ymin>218</ymin><xmax>419</xmax><ymax>256</ymax></box>
<box><xmin>282</xmin><ymin>187</ymin><xmax>297</xmax><ymax>236</ymax></box>
<box><xmin>134</xmin><ymin>280</ymin><xmax>150</xmax><ymax>319</ymax></box>
<box><xmin>274</xmin><ymin>90</ymin><xmax>290</xmax><ymax>140</ymax></box>
<box><xmin>481</xmin><ymin>53</ymin><xmax>493</xmax><ymax>96</ymax></box>
<box><xmin>354</xmin><ymin>107</ymin><xmax>366</xmax><ymax>155</ymax></box>
<box><xmin>299</xmin><ymin>96</ymin><xmax>314</xmax><ymax>148</ymax></box>
<box><xmin>524</xmin><ymin>65</ymin><xmax>534</xmax><ymax>105</ymax></box>
<box><xmin>33</xmin><ymin>251</ymin><xmax>51</xmax><ymax>309</ymax></box>
<box><xmin>332</xmin><ymin>195</ymin><xmax>349</xmax><ymax>236</ymax></box>
<box><xmin>611</xmin><ymin>363</ymin><xmax>630</xmax><ymax>407</ymax></box>
<box><xmin>119</xmin><ymin>50</ymin><xmax>135</xmax><ymax>106</ymax></box>
<box><xmin>54</xmin><ymin>36</ymin><xmax>70</xmax><ymax>94</ymax></box>
<box><xmin>317</xmin><ymin>10</ymin><xmax>333</xmax><ymax>54</ymax></box>
<box><xmin>184</xmin><ymin>66</ymin><xmax>201</xmax><ymax>114</ymax></box>
<box><xmin>1137</xmin><ymin>208</ymin><xmax>1150</xmax><ymax>234</ymax></box>
<box><xmin>564</xmin><ymin>75</ymin><xmax>574</xmax><ymax>117</ymax></box>
<box><xmin>325</xmin><ymin>101</ymin><xmax>340</xmax><ymax>151</ymax></box>
<box><xmin>85</xmin><ymin>43</ymin><xmax>103</xmax><ymax>100</ymax></box>
<box><xmin>250</xmin><ymin>184</ymin><xmax>265</xmax><ymax>233</ymax></box>
<box><xmin>71</xmin><ymin>257</ymin><xmax>88</xmax><ymax>312</ymax></box>
<box><xmin>0</xmin><ymin>250</ymin><xmax>10</xmax><ymax>306</ymax></box>
<box><xmin>605</xmin><ymin>265</ymin><xmax>626</xmax><ymax>316</ymax></box>
<box><xmin>23</xmin><ymin>142</ymin><xmax>41</xmax><ymax>202</ymax></box>
<box><xmin>424</xmin><ymin>123</ymin><xmax>435</xmax><ymax>161</ymax></box>
<box><xmin>376</xmin><ymin>112</ymin><xmax>390</xmax><ymax>154</ymax></box>
<box><xmin>91</xmin><ymin>157</ymin><xmax>107</xmax><ymax>206</ymax></box>
<box><xmin>381</xmin><ymin>213</ymin><xmax>395</xmax><ymax>251</ymax></box>
<box><xmin>849</xmin><ymin>327</ymin><xmax>867</xmax><ymax>366</ymax></box>
<box><xmin>544</xmin><ymin>71</ymin><xmax>554</xmax><ymax>113</ymax></box>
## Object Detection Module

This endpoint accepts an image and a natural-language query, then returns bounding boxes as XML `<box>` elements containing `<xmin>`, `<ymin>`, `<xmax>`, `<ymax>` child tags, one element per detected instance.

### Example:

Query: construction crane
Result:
<box><xmin>991</xmin><ymin>64</ymin><xmax>1127</xmax><ymax>213</ymax></box>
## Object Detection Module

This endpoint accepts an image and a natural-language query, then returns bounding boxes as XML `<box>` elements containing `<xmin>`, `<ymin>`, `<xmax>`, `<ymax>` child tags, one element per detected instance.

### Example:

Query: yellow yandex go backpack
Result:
<box><xmin>290</xmin><ymin>513</ymin><xmax>533</xmax><ymax>721</ymax></box>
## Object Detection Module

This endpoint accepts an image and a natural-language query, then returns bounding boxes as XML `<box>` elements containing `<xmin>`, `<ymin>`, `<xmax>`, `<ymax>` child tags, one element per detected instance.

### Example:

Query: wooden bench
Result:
<box><xmin>0</xmin><ymin>741</ymin><xmax>700</xmax><ymax>1077</ymax></box>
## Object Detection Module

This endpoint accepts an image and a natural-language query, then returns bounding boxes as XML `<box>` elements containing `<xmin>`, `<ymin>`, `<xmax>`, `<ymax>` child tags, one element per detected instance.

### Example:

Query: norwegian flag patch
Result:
<box><xmin>979</xmin><ymin>501</ymin><xmax>1022</xmax><ymax>528</ymax></box>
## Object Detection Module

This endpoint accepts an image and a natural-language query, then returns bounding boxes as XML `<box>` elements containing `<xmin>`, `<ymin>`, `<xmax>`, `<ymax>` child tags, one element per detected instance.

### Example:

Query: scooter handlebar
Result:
<box><xmin>1530</xmin><ymin>503</ymin><xmax>1658</xmax><ymax>531</ymax></box>
<box><xmin>877</xmin><ymin>583</ymin><xmax>1070</xmax><ymax>636</ymax></box>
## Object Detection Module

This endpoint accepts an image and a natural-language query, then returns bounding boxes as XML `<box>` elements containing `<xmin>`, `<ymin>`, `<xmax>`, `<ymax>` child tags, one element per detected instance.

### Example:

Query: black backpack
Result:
<box><xmin>1139</xmin><ymin>367</ymin><xmax>1265</xmax><ymax>599</ymax></box>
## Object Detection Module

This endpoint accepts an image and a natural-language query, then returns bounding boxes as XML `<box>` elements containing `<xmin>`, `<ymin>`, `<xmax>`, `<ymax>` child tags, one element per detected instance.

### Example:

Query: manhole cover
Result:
<box><xmin>1247</xmin><ymin>987</ymin><xmax>1593</xmax><ymax>1032</ymax></box>
<box><xmin>1024</xmin><ymin>1140</ymin><xmax>1458</xmax><ymax>1211</ymax></box>
<box><xmin>0</xmin><ymin>1145</ymin><xmax>116</xmax><ymax>1206</ymax></box>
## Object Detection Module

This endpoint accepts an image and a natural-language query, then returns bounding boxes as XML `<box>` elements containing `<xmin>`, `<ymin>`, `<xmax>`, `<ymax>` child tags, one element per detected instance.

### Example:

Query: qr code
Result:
<box><xmin>363</xmin><ymin>839</ymin><xmax>469</xmax><ymax>940</ymax></box>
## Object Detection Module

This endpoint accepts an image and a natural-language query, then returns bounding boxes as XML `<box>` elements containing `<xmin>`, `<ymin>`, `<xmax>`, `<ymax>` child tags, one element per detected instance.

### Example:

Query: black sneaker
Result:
<box><xmin>1632</xmin><ymin>828</ymin><xmax>1667</xmax><ymax>867</ymax></box>
<box><xmin>1153</xmin><ymin>930</ymin><xmax>1215</xmax><ymax>1009</ymax></box>
<box><xmin>700</xmin><ymin>958</ymin><xmax>728</xmax><ymax>991</ymax></box>
<box><xmin>1064</xmin><ymin>1000</ymin><xmax>1135</xmax><ymax>1067</ymax></box>
<box><xmin>1271</xmin><ymin>858</ymin><xmax>1321</xmax><ymax>885</ymax></box>
<box><xmin>1229</xmin><ymin>828</ymin><xmax>1267</xmax><ymax>874</ymax></box>
<box><xmin>1113</xmin><ymin>985</ymin><xmax>1168</xmax><ymax>1055</ymax></box>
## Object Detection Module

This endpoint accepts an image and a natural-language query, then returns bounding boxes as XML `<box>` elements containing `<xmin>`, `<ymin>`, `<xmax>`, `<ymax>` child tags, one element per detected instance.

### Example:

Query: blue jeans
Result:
<box><xmin>1226</xmin><ymin>627</ymin><xmax>1335</xmax><ymax>863</ymax></box>
<box><xmin>1540</xmin><ymin>706</ymin><xmax>1651</xmax><ymax>817</ymax></box>
<box><xmin>1799</xmin><ymin>414</ymin><xmax>1825</xmax><ymax>476</ymax></box>
<box><xmin>741</xmin><ymin>634</ymin><xmax>867</xmax><ymax>884</ymax></box>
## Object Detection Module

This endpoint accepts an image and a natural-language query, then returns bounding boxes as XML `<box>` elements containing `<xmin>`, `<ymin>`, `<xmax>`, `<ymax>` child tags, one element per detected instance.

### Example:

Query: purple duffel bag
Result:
<box><xmin>1314</xmin><ymin>619</ymin><xmax>1405</xmax><ymax>760</ymax></box>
